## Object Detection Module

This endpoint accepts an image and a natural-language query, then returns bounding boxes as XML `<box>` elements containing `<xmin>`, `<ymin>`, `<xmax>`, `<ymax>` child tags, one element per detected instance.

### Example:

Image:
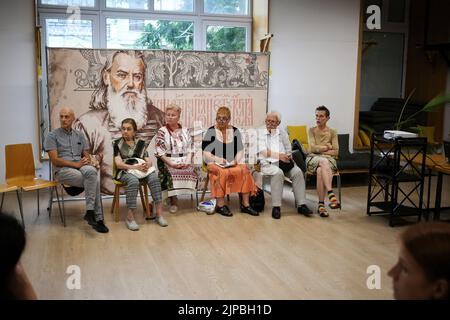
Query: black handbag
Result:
<box><xmin>292</xmin><ymin>139</ymin><xmax>307</xmax><ymax>172</ymax></box>
<box><xmin>249</xmin><ymin>188</ymin><xmax>265</xmax><ymax>212</ymax></box>
<box><xmin>273</xmin><ymin>160</ymin><xmax>295</xmax><ymax>174</ymax></box>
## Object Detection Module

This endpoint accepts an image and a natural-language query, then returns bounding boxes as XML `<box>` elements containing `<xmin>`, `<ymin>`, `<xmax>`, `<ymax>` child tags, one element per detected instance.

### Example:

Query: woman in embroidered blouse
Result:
<box><xmin>306</xmin><ymin>105</ymin><xmax>340</xmax><ymax>217</ymax></box>
<box><xmin>113</xmin><ymin>118</ymin><xmax>167</xmax><ymax>230</ymax></box>
<box><xmin>155</xmin><ymin>104</ymin><xmax>197</xmax><ymax>213</ymax></box>
<box><xmin>202</xmin><ymin>106</ymin><xmax>258</xmax><ymax>217</ymax></box>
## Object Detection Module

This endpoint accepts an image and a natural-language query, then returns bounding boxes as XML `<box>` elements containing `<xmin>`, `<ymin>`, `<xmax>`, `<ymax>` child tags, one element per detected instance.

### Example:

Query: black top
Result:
<box><xmin>202</xmin><ymin>126</ymin><xmax>244</xmax><ymax>163</ymax></box>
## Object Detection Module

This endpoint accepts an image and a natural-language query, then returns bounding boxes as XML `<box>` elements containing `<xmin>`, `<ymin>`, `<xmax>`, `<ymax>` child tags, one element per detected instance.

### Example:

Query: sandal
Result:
<box><xmin>329</xmin><ymin>202</ymin><xmax>341</xmax><ymax>209</ymax></box>
<box><xmin>318</xmin><ymin>204</ymin><xmax>329</xmax><ymax>218</ymax></box>
<box><xmin>328</xmin><ymin>192</ymin><xmax>341</xmax><ymax>209</ymax></box>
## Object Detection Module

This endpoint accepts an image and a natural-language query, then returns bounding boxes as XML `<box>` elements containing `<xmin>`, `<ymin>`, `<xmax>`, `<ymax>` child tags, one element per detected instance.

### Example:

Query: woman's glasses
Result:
<box><xmin>216</xmin><ymin>117</ymin><xmax>229</xmax><ymax>122</ymax></box>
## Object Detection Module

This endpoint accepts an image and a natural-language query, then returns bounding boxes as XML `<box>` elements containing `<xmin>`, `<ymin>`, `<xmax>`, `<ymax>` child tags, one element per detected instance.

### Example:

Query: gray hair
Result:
<box><xmin>165</xmin><ymin>103</ymin><xmax>182</xmax><ymax>115</ymax></box>
<box><xmin>266</xmin><ymin>111</ymin><xmax>281</xmax><ymax>122</ymax></box>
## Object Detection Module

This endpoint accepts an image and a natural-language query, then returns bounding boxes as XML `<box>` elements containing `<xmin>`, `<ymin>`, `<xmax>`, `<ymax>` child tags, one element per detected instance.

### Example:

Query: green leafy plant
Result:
<box><xmin>395</xmin><ymin>90</ymin><xmax>450</xmax><ymax>130</ymax></box>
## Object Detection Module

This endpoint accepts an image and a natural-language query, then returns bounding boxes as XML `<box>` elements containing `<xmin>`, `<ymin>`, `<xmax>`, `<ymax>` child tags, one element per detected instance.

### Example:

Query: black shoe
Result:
<box><xmin>84</xmin><ymin>210</ymin><xmax>96</xmax><ymax>226</ymax></box>
<box><xmin>272</xmin><ymin>207</ymin><xmax>281</xmax><ymax>219</ymax></box>
<box><xmin>92</xmin><ymin>220</ymin><xmax>109</xmax><ymax>233</ymax></box>
<box><xmin>215</xmin><ymin>205</ymin><xmax>233</xmax><ymax>217</ymax></box>
<box><xmin>298</xmin><ymin>204</ymin><xmax>313</xmax><ymax>217</ymax></box>
<box><xmin>241</xmin><ymin>206</ymin><xmax>259</xmax><ymax>216</ymax></box>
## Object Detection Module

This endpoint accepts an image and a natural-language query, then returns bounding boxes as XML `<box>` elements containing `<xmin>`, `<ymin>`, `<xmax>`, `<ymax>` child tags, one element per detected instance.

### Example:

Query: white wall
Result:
<box><xmin>268</xmin><ymin>0</ymin><xmax>361</xmax><ymax>149</ymax></box>
<box><xmin>0</xmin><ymin>0</ymin><xmax>41</xmax><ymax>182</ymax></box>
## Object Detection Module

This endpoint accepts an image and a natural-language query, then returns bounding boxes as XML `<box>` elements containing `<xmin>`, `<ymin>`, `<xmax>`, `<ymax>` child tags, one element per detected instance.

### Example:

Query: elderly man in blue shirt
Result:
<box><xmin>257</xmin><ymin>111</ymin><xmax>312</xmax><ymax>219</ymax></box>
<box><xmin>44</xmin><ymin>107</ymin><xmax>109</xmax><ymax>233</ymax></box>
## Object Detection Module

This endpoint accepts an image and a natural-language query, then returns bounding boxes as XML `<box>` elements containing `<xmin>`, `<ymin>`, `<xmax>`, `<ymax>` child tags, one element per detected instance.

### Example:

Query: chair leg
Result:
<box><xmin>110</xmin><ymin>187</ymin><xmax>116</xmax><ymax>214</ymax></box>
<box><xmin>114</xmin><ymin>186</ymin><xmax>120</xmax><ymax>222</ymax></box>
<box><xmin>195</xmin><ymin>188</ymin><xmax>199</xmax><ymax>207</ymax></box>
<box><xmin>200</xmin><ymin>175</ymin><xmax>209</xmax><ymax>202</ymax></box>
<box><xmin>59</xmin><ymin>185</ymin><xmax>66</xmax><ymax>226</ymax></box>
<box><xmin>54</xmin><ymin>186</ymin><xmax>65</xmax><ymax>227</ymax></box>
<box><xmin>0</xmin><ymin>192</ymin><xmax>5</xmax><ymax>212</ymax></box>
<box><xmin>37</xmin><ymin>189</ymin><xmax>40</xmax><ymax>216</ymax></box>
<box><xmin>139</xmin><ymin>185</ymin><xmax>146</xmax><ymax>213</ymax></box>
<box><xmin>143</xmin><ymin>184</ymin><xmax>150</xmax><ymax>218</ymax></box>
<box><xmin>337</xmin><ymin>174</ymin><xmax>342</xmax><ymax>210</ymax></box>
<box><xmin>48</xmin><ymin>187</ymin><xmax>54</xmax><ymax>217</ymax></box>
<box><xmin>16</xmin><ymin>190</ymin><xmax>25</xmax><ymax>228</ymax></box>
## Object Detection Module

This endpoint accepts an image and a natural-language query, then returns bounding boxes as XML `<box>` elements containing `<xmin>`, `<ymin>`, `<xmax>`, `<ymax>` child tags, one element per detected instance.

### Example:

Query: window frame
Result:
<box><xmin>101</xmin><ymin>12</ymin><xmax>197</xmax><ymax>49</ymax></box>
<box><xmin>203</xmin><ymin>19</ymin><xmax>251</xmax><ymax>52</ymax></box>
<box><xmin>38</xmin><ymin>0</ymin><xmax>252</xmax><ymax>51</ymax></box>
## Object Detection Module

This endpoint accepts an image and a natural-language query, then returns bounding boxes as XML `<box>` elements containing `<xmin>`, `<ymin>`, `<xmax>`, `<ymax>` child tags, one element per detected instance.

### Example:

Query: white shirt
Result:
<box><xmin>257</xmin><ymin>127</ymin><xmax>292</xmax><ymax>169</ymax></box>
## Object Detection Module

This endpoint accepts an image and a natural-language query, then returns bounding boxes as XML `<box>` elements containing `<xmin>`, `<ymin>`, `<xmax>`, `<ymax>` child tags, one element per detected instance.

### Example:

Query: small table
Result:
<box><xmin>408</xmin><ymin>154</ymin><xmax>450</xmax><ymax>220</ymax></box>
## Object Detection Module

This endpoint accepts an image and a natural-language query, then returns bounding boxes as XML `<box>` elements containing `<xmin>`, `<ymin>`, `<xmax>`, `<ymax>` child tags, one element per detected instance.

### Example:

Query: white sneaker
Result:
<box><xmin>156</xmin><ymin>216</ymin><xmax>168</xmax><ymax>227</ymax></box>
<box><xmin>126</xmin><ymin>219</ymin><xmax>139</xmax><ymax>231</ymax></box>
<box><xmin>169</xmin><ymin>205</ymin><xmax>178</xmax><ymax>213</ymax></box>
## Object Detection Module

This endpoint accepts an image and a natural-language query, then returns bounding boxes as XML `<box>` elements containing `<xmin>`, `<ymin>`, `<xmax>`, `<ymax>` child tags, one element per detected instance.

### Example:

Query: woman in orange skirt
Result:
<box><xmin>202</xmin><ymin>106</ymin><xmax>258</xmax><ymax>217</ymax></box>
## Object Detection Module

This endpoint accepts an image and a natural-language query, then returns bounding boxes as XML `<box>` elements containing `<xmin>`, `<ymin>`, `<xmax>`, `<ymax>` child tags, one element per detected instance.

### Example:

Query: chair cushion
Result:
<box><xmin>355</xmin><ymin>131</ymin><xmax>363</xmax><ymax>148</ymax></box>
<box><xmin>337</xmin><ymin>153</ymin><xmax>371</xmax><ymax>170</ymax></box>
<box><xmin>287</xmin><ymin>125</ymin><xmax>308</xmax><ymax>150</ymax></box>
<box><xmin>359</xmin><ymin>129</ymin><xmax>371</xmax><ymax>147</ymax></box>
<box><xmin>338</xmin><ymin>134</ymin><xmax>351</xmax><ymax>158</ymax></box>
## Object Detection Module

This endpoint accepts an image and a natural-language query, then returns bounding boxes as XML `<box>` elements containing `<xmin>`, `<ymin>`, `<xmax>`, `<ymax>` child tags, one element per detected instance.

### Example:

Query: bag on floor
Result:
<box><xmin>197</xmin><ymin>199</ymin><xmax>217</xmax><ymax>214</ymax></box>
<box><xmin>250</xmin><ymin>188</ymin><xmax>265</xmax><ymax>212</ymax></box>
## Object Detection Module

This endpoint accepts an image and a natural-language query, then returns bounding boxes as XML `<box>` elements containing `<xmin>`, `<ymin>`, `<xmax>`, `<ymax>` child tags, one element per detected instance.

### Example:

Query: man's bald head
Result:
<box><xmin>59</xmin><ymin>107</ymin><xmax>75</xmax><ymax>131</ymax></box>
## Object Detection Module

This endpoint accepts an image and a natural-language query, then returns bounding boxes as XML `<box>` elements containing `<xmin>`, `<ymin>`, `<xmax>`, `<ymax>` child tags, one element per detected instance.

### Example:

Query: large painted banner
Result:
<box><xmin>47</xmin><ymin>48</ymin><xmax>269</xmax><ymax>194</ymax></box>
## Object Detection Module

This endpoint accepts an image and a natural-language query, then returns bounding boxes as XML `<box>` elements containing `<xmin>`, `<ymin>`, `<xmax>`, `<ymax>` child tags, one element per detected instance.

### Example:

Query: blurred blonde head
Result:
<box><xmin>216</xmin><ymin>106</ymin><xmax>231</xmax><ymax>120</ymax></box>
<box><xmin>166</xmin><ymin>104</ymin><xmax>181</xmax><ymax>115</ymax></box>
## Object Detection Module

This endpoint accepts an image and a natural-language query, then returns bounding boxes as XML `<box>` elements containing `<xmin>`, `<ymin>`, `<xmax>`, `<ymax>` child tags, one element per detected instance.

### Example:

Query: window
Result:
<box><xmin>45</xmin><ymin>18</ymin><xmax>93</xmax><ymax>48</ymax></box>
<box><xmin>106</xmin><ymin>18</ymin><xmax>194</xmax><ymax>50</ymax></box>
<box><xmin>206</xmin><ymin>25</ymin><xmax>246</xmax><ymax>51</ymax></box>
<box><xmin>154</xmin><ymin>0</ymin><xmax>194</xmax><ymax>12</ymax></box>
<box><xmin>204</xmin><ymin>0</ymin><xmax>248</xmax><ymax>15</ymax></box>
<box><xmin>38</xmin><ymin>0</ymin><xmax>251</xmax><ymax>51</ymax></box>
<box><xmin>41</xmin><ymin>0</ymin><xmax>95</xmax><ymax>7</ymax></box>
<box><xmin>106</xmin><ymin>0</ymin><xmax>149</xmax><ymax>10</ymax></box>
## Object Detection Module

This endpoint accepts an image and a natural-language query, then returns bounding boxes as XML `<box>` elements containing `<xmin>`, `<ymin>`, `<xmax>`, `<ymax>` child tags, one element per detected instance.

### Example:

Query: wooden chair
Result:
<box><xmin>110</xmin><ymin>159</ymin><xmax>151</xmax><ymax>223</ymax></box>
<box><xmin>5</xmin><ymin>143</ymin><xmax>63</xmax><ymax>227</ymax></box>
<box><xmin>0</xmin><ymin>184</ymin><xmax>24</xmax><ymax>226</ymax></box>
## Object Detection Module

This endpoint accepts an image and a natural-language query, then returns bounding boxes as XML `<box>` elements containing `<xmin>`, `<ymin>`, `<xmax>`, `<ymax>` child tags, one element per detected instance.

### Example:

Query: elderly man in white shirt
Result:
<box><xmin>257</xmin><ymin>111</ymin><xmax>312</xmax><ymax>219</ymax></box>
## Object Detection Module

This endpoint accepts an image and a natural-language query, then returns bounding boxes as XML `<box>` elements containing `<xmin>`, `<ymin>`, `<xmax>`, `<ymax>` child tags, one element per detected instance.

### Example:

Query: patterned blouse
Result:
<box><xmin>113</xmin><ymin>138</ymin><xmax>149</xmax><ymax>180</ymax></box>
<box><xmin>155</xmin><ymin>125</ymin><xmax>194</xmax><ymax>158</ymax></box>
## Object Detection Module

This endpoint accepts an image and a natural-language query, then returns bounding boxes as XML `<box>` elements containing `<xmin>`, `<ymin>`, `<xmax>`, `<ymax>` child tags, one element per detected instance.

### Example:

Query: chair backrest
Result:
<box><xmin>5</xmin><ymin>143</ymin><xmax>36</xmax><ymax>183</ymax></box>
<box><xmin>287</xmin><ymin>125</ymin><xmax>309</xmax><ymax>150</ymax></box>
<box><xmin>338</xmin><ymin>134</ymin><xmax>351</xmax><ymax>158</ymax></box>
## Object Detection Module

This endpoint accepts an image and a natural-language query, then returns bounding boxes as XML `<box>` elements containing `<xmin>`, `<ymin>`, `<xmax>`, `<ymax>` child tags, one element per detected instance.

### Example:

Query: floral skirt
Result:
<box><xmin>207</xmin><ymin>163</ymin><xmax>257</xmax><ymax>198</ymax></box>
<box><xmin>305</xmin><ymin>154</ymin><xmax>338</xmax><ymax>175</ymax></box>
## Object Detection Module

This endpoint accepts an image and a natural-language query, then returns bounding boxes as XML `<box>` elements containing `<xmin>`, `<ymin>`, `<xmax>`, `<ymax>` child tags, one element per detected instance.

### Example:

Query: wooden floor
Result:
<box><xmin>2</xmin><ymin>175</ymin><xmax>449</xmax><ymax>300</ymax></box>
